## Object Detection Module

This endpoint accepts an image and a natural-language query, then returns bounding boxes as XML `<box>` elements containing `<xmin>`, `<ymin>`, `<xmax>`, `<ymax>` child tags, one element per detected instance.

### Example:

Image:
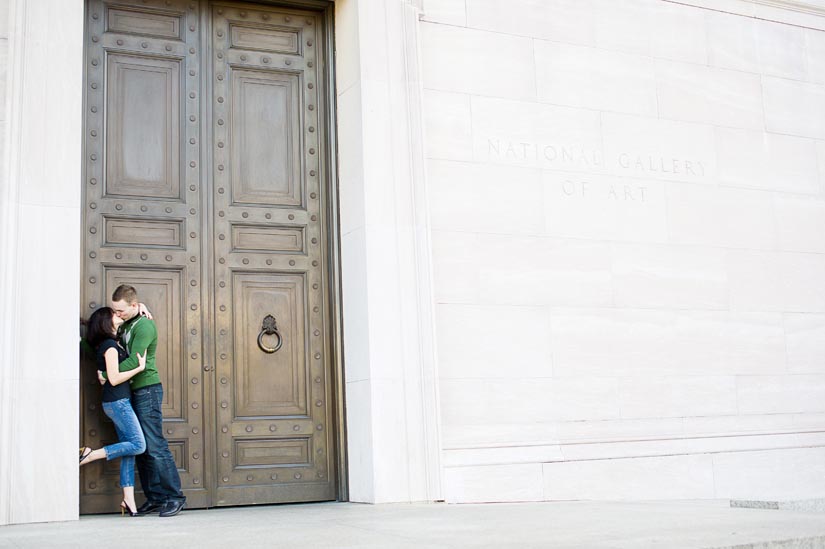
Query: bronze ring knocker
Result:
<box><xmin>257</xmin><ymin>314</ymin><xmax>283</xmax><ymax>354</ymax></box>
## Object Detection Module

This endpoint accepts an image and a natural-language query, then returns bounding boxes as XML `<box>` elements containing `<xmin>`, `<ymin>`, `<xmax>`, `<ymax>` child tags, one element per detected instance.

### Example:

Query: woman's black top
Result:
<box><xmin>96</xmin><ymin>338</ymin><xmax>131</xmax><ymax>403</ymax></box>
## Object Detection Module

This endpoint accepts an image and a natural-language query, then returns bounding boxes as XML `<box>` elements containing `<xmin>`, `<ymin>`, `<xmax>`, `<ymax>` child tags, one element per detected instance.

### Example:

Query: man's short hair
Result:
<box><xmin>112</xmin><ymin>284</ymin><xmax>138</xmax><ymax>304</ymax></box>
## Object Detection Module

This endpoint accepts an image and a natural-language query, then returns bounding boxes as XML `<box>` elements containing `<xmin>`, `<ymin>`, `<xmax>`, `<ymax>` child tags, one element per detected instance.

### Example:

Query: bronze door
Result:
<box><xmin>80</xmin><ymin>0</ymin><xmax>337</xmax><ymax>512</ymax></box>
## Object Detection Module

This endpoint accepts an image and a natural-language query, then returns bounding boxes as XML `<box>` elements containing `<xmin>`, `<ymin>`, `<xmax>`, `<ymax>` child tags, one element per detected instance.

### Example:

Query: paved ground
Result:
<box><xmin>1</xmin><ymin>500</ymin><xmax>824</xmax><ymax>548</ymax></box>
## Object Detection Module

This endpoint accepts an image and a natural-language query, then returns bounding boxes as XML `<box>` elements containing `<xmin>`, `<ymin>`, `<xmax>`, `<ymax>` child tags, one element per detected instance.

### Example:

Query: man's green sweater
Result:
<box><xmin>113</xmin><ymin>314</ymin><xmax>160</xmax><ymax>390</ymax></box>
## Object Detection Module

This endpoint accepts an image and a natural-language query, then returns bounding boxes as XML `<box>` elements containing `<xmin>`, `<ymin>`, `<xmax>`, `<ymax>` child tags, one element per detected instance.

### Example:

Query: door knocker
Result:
<box><xmin>257</xmin><ymin>314</ymin><xmax>283</xmax><ymax>354</ymax></box>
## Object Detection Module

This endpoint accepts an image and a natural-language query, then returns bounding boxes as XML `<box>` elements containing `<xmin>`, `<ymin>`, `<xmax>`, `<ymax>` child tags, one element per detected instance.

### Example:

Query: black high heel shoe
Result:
<box><xmin>120</xmin><ymin>501</ymin><xmax>139</xmax><ymax>517</ymax></box>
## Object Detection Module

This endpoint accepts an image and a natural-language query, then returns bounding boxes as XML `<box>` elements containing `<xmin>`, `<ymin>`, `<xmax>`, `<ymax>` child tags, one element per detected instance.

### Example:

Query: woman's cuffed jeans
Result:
<box><xmin>102</xmin><ymin>397</ymin><xmax>146</xmax><ymax>489</ymax></box>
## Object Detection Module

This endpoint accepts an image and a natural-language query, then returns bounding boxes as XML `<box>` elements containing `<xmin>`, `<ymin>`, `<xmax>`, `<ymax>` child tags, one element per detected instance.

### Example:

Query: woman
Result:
<box><xmin>79</xmin><ymin>306</ymin><xmax>147</xmax><ymax>516</ymax></box>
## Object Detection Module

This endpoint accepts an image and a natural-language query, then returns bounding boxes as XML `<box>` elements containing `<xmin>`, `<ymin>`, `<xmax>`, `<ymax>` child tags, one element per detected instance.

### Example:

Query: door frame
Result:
<box><xmin>79</xmin><ymin>0</ymin><xmax>348</xmax><ymax>507</ymax></box>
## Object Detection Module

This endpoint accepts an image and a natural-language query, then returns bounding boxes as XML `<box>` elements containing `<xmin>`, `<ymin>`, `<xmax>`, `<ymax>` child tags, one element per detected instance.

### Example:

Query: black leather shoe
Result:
<box><xmin>158</xmin><ymin>499</ymin><xmax>186</xmax><ymax>517</ymax></box>
<box><xmin>136</xmin><ymin>501</ymin><xmax>163</xmax><ymax>515</ymax></box>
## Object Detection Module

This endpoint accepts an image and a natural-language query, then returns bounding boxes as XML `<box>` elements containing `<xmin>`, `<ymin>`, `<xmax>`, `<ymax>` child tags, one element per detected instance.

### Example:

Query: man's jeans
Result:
<box><xmin>131</xmin><ymin>384</ymin><xmax>185</xmax><ymax>504</ymax></box>
<box><xmin>102</xmin><ymin>398</ymin><xmax>146</xmax><ymax>489</ymax></box>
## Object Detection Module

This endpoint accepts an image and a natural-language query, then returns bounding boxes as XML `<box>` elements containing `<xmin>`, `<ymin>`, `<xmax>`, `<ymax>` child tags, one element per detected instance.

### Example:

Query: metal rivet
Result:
<box><xmin>141</xmin><ymin>42</ymin><xmax>148</xmax><ymax>48</ymax></box>
<box><xmin>190</xmin><ymin>48</ymin><xmax>195</xmax><ymax>54</ymax></box>
<box><xmin>190</xmin><ymin>256</ymin><xmax>196</xmax><ymax>262</ymax></box>
<box><xmin>312</xmin><ymin>260</ymin><xmax>318</xmax><ymax>267</ymax></box>
<box><xmin>89</xmin><ymin>227</ymin><xmax>97</xmax><ymax>234</ymax></box>
<box><xmin>218</xmin><ymin>234</ymin><xmax>225</xmax><ymax>240</ymax></box>
<box><xmin>166</xmin><ymin>206</ymin><xmax>173</xmax><ymax>213</ymax></box>
<box><xmin>220</xmin><ymin>305</ymin><xmax>226</xmax><ymax>311</ymax></box>
<box><xmin>191</xmin><ymin>329</ymin><xmax>197</xmax><ymax>335</ymax></box>
<box><xmin>91</xmin><ymin>36</ymin><xmax>99</xmax><ymax>43</ymax></box>
<box><xmin>315</xmin><ymin>376</ymin><xmax>321</xmax><ymax>383</ymax></box>
<box><xmin>310</xmin><ymin>193</ymin><xmax>317</xmax><ymax>199</ymax></box>
<box><xmin>314</xmin><ymin>329</ymin><xmax>320</xmax><ymax>336</ymax></box>
<box><xmin>89</xmin><ymin>302</ymin><xmax>96</xmax><ymax>309</ymax></box>
<box><xmin>90</xmin><ymin>153</ymin><xmax>97</xmax><ymax>161</ymax></box>
<box><xmin>313</xmin><ymin>306</ymin><xmax>319</xmax><ymax>313</ymax></box>
<box><xmin>217</xmin><ymin>119</ymin><xmax>224</xmax><ymax>125</ymax></box>
<box><xmin>315</xmin><ymin>400</ymin><xmax>322</xmax><ymax>407</ymax></box>
<box><xmin>262</xmin><ymin>57</ymin><xmax>270</xmax><ymax>64</ymax></box>
<box><xmin>288</xmin><ymin>214</ymin><xmax>295</xmax><ymax>220</ymax></box>
<box><xmin>315</xmin><ymin>353</ymin><xmax>321</xmax><ymax>360</ymax></box>
<box><xmin>308</xmin><ymin>83</ymin><xmax>314</xmax><ymax>89</ymax></box>
<box><xmin>265</xmin><ymin>213</ymin><xmax>271</xmax><ymax>219</ymax></box>
<box><xmin>90</xmin><ymin>177</ymin><xmax>98</xmax><ymax>185</ymax></box>
<box><xmin>293</xmin><ymin>425</ymin><xmax>300</xmax><ymax>431</ymax></box>
<box><xmin>192</xmin><ymin>402</ymin><xmax>199</xmax><ymax>409</ymax></box>
<box><xmin>140</xmin><ymin>253</ymin><xmax>148</xmax><ymax>260</ymax></box>
<box><xmin>242</xmin><ymin>258</ymin><xmax>249</xmax><ymax>265</ymax></box>
<box><xmin>191</xmin><ymin>353</ymin><xmax>197</xmax><ymax>359</ymax></box>
<box><xmin>166</xmin><ymin>255</ymin><xmax>172</xmax><ymax>262</ymax></box>
<box><xmin>91</xmin><ymin>59</ymin><xmax>98</xmax><ymax>67</ymax></box>
<box><xmin>307</xmin><ymin>40</ymin><xmax>313</xmax><ymax>47</ymax></box>
<box><xmin>223</xmin><ymin>477</ymin><xmax>229</xmax><ymax>483</ymax></box>
<box><xmin>242</xmin><ymin>212</ymin><xmax>249</xmax><ymax>218</ymax></box>
<box><xmin>245</xmin><ymin>425</ymin><xmax>252</xmax><ymax>432</ymax></box>
<box><xmin>308</xmin><ymin>127</ymin><xmax>315</xmax><ymax>133</ymax></box>
<box><xmin>90</xmin><ymin>202</ymin><xmax>97</xmax><ymax>209</ymax></box>
<box><xmin>190</xmin><ymin>138</ymin><xmax>196</xmax><ymax>145</ymax></box>
<box><xmin>311</xmin><ymin>238</ymin><xmax>318</xmax><ymax>244</ymax></box>
<box><xmin>193</xmin><ymin>453</ymin><xmax>199</xmax><ymax>459</ymax></box>
<box><xmin>221</xmin><ymin>377</ymin><xmax>227</xmax><ymax>384</ymax></box>
<box><xmin>191</xmin><ymin>304</ymin><xmax>197</xmax><ymax>310</ymax></box>
<box><xmin>310</xmin><ymin>170</ymin><xmax>316</xmax><ymax>176</ymax></box>
<box><xmin>92</xmin><ymin>12</ymin><xmax>99</xmax><ymax>19</ymax></box>
<box><xmin>190</xmin><ymin>232</ymin><xmax>196</xmax><ymax>238</ymax></box>
<box><xmin>247</xmin><ymin>475</ymin><xmax>253</xmax><ymax>481</ymax></box>
<box><xmin>218</xmin><ymin>188</ymin><xmax>225</xmax><ymax>194</ymax></box>
<box><xmin>316</xmin><ymin>424</ymin><xmax>323</xmax><ymax>431</ymax></box>
<box><xmin>217</xmin><ymin>30</ymin><xmax>224</xmax><ymax>37</ymax></box>
<box><xmin>191</xmin><ymin>377</ymin><xmax>198</xmax><ymax>384</ymax></box>
<box><xmin>222</xmin><ymin>426</ymin><xmax>228</xmax><ymax>433</ymax></box>
<box><xmin>167</xmin><ymin>429</ymin><xmax>173</xmax><ymax>435</ymax></box>
<box><xmin>115</xmin><ymin>253</ymin><xmax>122</xmax><ymax>259</ymax></box>
<box><xmin>115</xmin><ymin>204</ymin><xmax>122</xmax><ymax>211</ymax></box>
<box><xmin>220</xmin><ymin>354</ymin><xmax>227</xmax><ymax>360</ymax></box>
<box><xmin>116</xmin><ymin>39</ymin><xmax>123</xmax><ymax>46</ymax></box>
<box><xmin>190</xmin><ymin>115</ymin><xmax>196</xmax><ymax>122</ymax></box>
<box><xmin>219</xmin><ymin>281</ymin><xmax>226</xmax><ymax>288</ymax></box>
<box><xmin>309</xmin><ymin>148</ymin><xmax>315</xmax><ymax>155</ymax></box>
<box><xmin>222</xmin><ymin>451</ymin><xmax>229</xmax><ymax>458</ymax></box>
<box><xmin>190</xmin><ymin>69</ymin><xmax>196</xmax><ymax>76</ymax></box>
<box><xmin>221</xmin><ymin>401</ymin><xmax>228</xmax><ymax>408</ymax></box>
<box><xmin>91</xmin><ymin>106</ymin><xmax>97</xmax><ymax>113</ymax></box>
<box><xmin>219</xmin><ymin>258</ymin><xmax>226</xmax><ymax>264</ymax></box>
<box><xmin>266</xmin><ymin>259</ymin><xmax>272</xmax><ymax>265</ymax></box>
<box><xmin>240</xmin><ymin>55</ymin><xmax>247</xmax><ymax>61</ymax></box>
<box><xmin>193</xmin><ymin>427</ymin><xmax>199</xmax><ymax>434</ymax></box>
<box><xmin>165</xmin><ymin>45</ymin><xmax>172</xmax><ymax>51</ymax></box>
<box><xmin>307</xmin><ymin>61</ymin><xmax>313</xmax><ymax>68</ymax></box>
<box><xmin>221</xmin><ymin>329</ymin><xmax>227</xmax><ymax>335</ymax></box>
<box><xmin>190</xmin><ymin>208</ymin><xmax>196</xmax><ymax>215</ymax></box>
<box><xmin>285</xmin><ymin>59</ymin><xmax>292</xmax><ymax>66</ymax></box>
<box><xmin>218</xmin><ymin>141</ymin><xmax>224</xmax><ymax>148</ymax></box>
<box><xmin>294</xmin><ymin>473</ymin><xmax>301</xmax><ymax>479</ymax></box>
<box><xmin>193</xmin><ymin>478</ymin><xmax>200</xmax><ymax>485</ymax></box>
<box><xmin>311</xmin><ymin>215</ymin><xmax>317</xmax><ymax>221</ymax></box>
<box><xmin>190</xmin><ymin>25</ymin><xmax>195</xmax><ymax>32</ymax></box>
<box><xmin>217</xmin><ymin>74</ymin><xmax>224</xmax><ymax>81</ymax></box>
<box><xmin>308</xmin><ymin>105</ymin><xmax>315</xmax><ymax>111</ymax></box>
<box><xmin>89</xmin><ymin>482</ymin><xmax>97</xmax><ymax>489</ymax></box>
<box><xmin>140</xmin><ymin>205</ymin><xmax>148</xmax><ymax>212</ymax></box>
<box><xmin>271</xmin><ymin>474</ymin><xmax>278</xmax><ymax>480</ymax></box>
<box><xmin>190</xmin><ymin>280</ymin><xmax>197</xmax><ymax>286</ymax></box>
<box><xmin>90</xmin><ymin>82</ymin><xmax>98</xmax><ymax>89</ymax></box>
<box><xmin>190</xmin><ymin>185</ymin><xmax>196</xmax><ymax>191</ymax></box>
<box><xmin>189</xmin><ymin>92</ymin><xmax>196</xmax><ymax>99</ymax></box>
<box><xmin>317</xmin><ymin>448</ymin><xmax>323</xmax><ymax>455</ymax></box>
<box><xmin>269</xmin><ymin>425</ymin><xmax>277</xmax><ymax>432</ymax></box>
<box><xmin>89</xmin><ymin>277</ymin><xmax>96</xmax><ymax>284</ymax></box>
<box><xmin>289</xmin><ymin>260</ymin><xmax>295</xmax><ymax>266</ymax></box>
<box><xmin>217</xmin><ymin>52</ymin><xmax>223</xmax><ymax>59</ymax></box>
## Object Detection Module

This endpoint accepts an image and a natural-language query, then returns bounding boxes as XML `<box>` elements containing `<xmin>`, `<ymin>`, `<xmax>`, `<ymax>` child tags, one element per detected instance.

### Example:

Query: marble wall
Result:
<box><xmin>421</xmin><ymin>0</ymin><xmax>825</xmax><ymax>502</ymax></box>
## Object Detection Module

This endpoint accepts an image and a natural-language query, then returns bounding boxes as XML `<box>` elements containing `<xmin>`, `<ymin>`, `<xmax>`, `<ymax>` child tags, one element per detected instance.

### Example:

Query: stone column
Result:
<box><xmin>335</xmin><ymin>0</ymin><xmax>443</xmax><ymax>503</ymax></box>
<box><xmin>0</xmin><ymin>0</ymin><xmax>84</xmax><ymax>525</ymax></box>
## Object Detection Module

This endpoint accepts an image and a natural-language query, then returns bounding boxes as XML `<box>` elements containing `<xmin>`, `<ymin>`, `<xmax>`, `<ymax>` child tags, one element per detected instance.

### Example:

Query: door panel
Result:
<box><xmin>81</xmin><ymin>0</ymin><xmax>337</xmax><ymax>512</ymax></box>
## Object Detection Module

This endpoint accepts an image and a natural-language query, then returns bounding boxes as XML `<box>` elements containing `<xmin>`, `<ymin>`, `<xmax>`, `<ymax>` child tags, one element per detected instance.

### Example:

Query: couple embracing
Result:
<box><xmin>80</xmin><ymin>284</ymin><xmax>186</xmax><ymax>517</ymax></box>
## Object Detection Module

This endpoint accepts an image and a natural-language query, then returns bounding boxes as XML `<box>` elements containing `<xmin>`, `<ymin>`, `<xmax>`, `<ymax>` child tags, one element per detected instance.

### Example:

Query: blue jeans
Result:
<box><xmin>131</xmin><ymin>384</ymin><xmax>185</xmax><ymax>504</ymax></box>
<box><xmin>102</xmin><ymin>398</ymin><xmax>146</xmax><ymax>489</ymax></box>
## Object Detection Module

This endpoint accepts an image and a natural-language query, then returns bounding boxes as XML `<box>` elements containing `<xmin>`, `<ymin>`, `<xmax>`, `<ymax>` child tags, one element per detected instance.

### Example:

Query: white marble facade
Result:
<box><xmin>421</xmin><ymin>0</ymin><xmax>825</xmax><ymax>503</ymax></box>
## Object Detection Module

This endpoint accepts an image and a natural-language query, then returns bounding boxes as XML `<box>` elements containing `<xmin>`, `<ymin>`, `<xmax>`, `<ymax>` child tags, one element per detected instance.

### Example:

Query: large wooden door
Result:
<box><xmin>80</xmin><ymin>0</ymin><xmax>338</xmax><ymax>512</ymax></box>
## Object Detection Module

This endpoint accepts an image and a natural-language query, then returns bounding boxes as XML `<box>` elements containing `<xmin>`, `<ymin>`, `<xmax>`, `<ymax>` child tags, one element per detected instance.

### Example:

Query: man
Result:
<box><xmin>107</xmin><ymin>284</ymin><xmax>186</xmax><ymax>517</ymax></box>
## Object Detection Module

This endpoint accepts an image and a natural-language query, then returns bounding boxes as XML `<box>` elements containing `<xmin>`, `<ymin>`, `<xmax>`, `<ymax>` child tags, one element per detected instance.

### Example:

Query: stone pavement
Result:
<box><xmin>1</xmin><ymin>500</ymin><xmax>824</xmax><ymax>548</ymax></box>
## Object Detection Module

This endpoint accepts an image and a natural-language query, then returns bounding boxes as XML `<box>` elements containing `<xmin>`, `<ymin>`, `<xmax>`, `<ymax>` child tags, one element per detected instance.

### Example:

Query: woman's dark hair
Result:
<box><xmin>86</xmin><ymin>307</ymin><xmax>117</xmax><ymax>349</ymax></box>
